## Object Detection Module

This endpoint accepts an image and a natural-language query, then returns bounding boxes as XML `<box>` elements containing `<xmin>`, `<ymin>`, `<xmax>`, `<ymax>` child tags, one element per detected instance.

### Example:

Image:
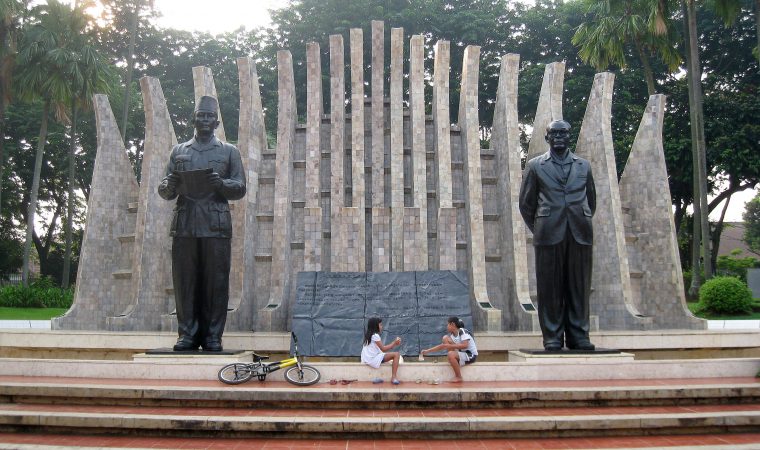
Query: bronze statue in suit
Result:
<box><xmin>519</xmin><ymin>120</ymin><xmax>596</xmax><ymax>351</ymax></box>
<box><xmin>158</xmin><ymin>96</ymin><xmax>246</xmax><ymax>352</ymax></box>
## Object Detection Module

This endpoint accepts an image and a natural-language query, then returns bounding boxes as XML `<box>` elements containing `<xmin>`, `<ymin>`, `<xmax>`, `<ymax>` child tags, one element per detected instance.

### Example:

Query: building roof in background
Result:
<box><xmin>718</xmin><ymin>222</ymin><xmax>758</xmax><ymax>258</ymax></box>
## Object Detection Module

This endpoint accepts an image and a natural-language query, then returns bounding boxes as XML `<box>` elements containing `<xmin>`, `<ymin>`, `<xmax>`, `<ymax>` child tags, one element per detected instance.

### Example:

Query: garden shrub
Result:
<box><xmin>0</xmin><ymin>277</ymin><xmax>73</xmax><ymax>309</ymax></box>
<box><xmin>698</xmin><ymin>276</ymin><xmax>754</xmax><ymax>315</ymax></box>
<box><xmin>715</xmin><ymin>251</ymin><xmax>760</xmax><ymax>282</ymax></box>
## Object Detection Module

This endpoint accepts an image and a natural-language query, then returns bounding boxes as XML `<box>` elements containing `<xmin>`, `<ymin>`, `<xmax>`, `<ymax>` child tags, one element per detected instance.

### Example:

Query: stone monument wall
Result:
<box><xmin>52</xmin><ymin>21</ymin><xmax>705</xmax><ymax>333</ymax></box>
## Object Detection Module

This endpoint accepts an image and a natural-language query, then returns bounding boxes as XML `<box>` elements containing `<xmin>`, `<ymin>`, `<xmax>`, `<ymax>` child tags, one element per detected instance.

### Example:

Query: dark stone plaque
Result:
<box><xmin>291</xmin><ymin>270</ymin><xmax>472</xmax><ymax>356</ymax></box>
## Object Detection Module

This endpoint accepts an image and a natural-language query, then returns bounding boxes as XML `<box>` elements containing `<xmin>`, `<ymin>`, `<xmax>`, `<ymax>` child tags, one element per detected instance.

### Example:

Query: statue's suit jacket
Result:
<box><xmin>158</xmin><ymin>136</ymin><xmax>246</xmax><ymax>239</ymax></box>
<box><xmin>519</xmin><ymin>151</ymin><xmax>596</xmax><ymax>246</ymax></box>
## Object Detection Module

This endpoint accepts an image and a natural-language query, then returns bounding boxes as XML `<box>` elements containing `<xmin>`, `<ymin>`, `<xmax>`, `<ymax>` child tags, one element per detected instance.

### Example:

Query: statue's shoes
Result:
<box><xmin>544</xmin><ymin>344</ymin><xmax>562</xmax><ymax>352</ymax></box>
<box><xmin>173</xmin><ymin>340</ymin><xmax>199</xmax><ymax>351</ymax></box>
<box><xmin>202</xmin><ymin>342</ymin><xmax>223</xmax><ymax>352</ymax></box>
<box><xmin>568</xmin><ymin>342</ymin><xmax>595</xmax><ymax>351</ymax></box>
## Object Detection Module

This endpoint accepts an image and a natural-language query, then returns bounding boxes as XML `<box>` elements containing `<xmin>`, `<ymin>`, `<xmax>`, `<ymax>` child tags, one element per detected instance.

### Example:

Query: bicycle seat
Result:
<box><xmin>252</xmin><ymin>352</ymin><xmax>269</xmax><ymax>362</ymax></box>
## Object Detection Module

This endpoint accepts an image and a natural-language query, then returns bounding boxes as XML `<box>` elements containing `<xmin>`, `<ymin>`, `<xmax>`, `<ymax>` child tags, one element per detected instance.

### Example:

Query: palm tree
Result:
<box><xmin>15</xmin><ymin>0</ymin><xmax>112</xmax><ymax>286</ymax></box>
<box><xmin>0</xmin><ymin>0</ymin><xmax>24</xmax><ymax>222</ymax></box>
<box><xmin>572</xmin><ymin>0</ymin><xmax>682</xmax><ymax>95</ymax></box>
<box><xmin>62</xmin><ymin>2</ymin><xmax>113</xmax><ymax>288</ymax></box>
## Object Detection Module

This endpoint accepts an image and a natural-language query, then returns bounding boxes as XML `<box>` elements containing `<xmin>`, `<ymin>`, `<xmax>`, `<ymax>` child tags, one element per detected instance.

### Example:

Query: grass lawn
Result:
<box><xmin>686</xmin><ymin>301</ymin><xmax>760</xmax><ymax>320</ymax></box>
<box><xmin>0</xmin><ymin>307</ymin><xmax>68</xmax><ymax>320</ymax></box>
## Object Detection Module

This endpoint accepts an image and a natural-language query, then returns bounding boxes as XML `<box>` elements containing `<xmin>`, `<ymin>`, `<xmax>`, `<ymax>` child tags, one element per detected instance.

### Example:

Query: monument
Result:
<box><xmin>52</xmin><ymin>20</ymin><xmax>704</xmax><ymax>336</ymax></box>
<box><xmin>519</xmin><ymin>120</ymin><xmax>596</xmax><ymax>351</ymax></box>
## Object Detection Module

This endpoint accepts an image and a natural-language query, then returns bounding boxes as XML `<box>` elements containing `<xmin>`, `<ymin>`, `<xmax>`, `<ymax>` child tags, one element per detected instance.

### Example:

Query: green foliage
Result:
<box><xmin>715</xmin><ymin>251</ymin><xmax>760</xmax><ymax>281</ymax></box>
<box><xmin>744</xmin><ymin>195</ymin><xmax>760</xmax><ymax>254</ymax></box>
<box><xmin>697</xmin><ymin>276</ymin><xmax>754</xmax><ymax>315</ymax></box>
<box><xmin>0</xmin><ymin>237</ymin><xmax>22</xmax><ymax>274</ymax></box>
<box><xmin>0</xmin><ymin>277</ymin><xmax>73</xmax><ymax>308</ymax></box>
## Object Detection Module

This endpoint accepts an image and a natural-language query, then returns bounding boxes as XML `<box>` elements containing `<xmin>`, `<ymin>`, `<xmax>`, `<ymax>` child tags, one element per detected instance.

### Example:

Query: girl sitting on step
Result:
<box><xmin>360</xmin><ymin>317</ymin><xmax>402</xmax><ymax>385</ymax></box>
<box><xmin>420</xmin><ymin>316</ymin><xmax>478</xmax><ymax>383</ymax></box>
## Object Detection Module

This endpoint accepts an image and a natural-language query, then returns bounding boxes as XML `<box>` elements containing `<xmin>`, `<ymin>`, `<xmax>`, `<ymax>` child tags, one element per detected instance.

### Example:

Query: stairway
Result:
<box><xmin>0</xmin><ymin>375</ymin><xmax>758</xmax><ymax>439</ymax></box>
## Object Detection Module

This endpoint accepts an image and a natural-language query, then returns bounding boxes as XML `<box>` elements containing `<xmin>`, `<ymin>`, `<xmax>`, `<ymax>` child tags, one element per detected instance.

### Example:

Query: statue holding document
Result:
<box><xmin>158</xmin><ymin>96</ymin><xmax>246</xmax><ymax>352</ymax></box>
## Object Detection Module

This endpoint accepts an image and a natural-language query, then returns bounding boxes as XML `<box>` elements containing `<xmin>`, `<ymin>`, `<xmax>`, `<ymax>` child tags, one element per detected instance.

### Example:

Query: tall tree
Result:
<box><xmin>0</xmin><ymin>0</ymin><xmax>24</xmax><ymax>223</ymax></box>
<box><xmin>15</xmin><ymin>0</ymin><xmax>107</xmax><ymax>285</ymax></box>
<box><xmin>572</xmin><ymin>0</ymin><xmax>681</xmax><ymax>95</ymax></box>
<box><xmin>60</xmin><ymin>1</ymin><xmax>112</xmax><ymax>288</ymax></box>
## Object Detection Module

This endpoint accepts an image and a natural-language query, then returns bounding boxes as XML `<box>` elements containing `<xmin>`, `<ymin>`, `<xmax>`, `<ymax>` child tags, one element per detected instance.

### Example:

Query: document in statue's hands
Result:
<box><xmin>174</xmin><ymin>167</ymin><xmax>213</xmax><ymax>195</ymax></box>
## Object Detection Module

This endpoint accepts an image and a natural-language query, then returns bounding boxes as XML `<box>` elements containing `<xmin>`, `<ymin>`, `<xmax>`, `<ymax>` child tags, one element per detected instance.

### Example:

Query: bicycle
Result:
<box><xmin>218</xmin><ymin>332</ymin><xmax>321</xmax><ymax>386</ymax></box>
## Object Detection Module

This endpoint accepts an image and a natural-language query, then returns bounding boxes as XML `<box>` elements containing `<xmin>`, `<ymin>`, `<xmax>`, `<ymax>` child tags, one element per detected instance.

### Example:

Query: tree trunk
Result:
<box><xmin>0</xmin><ymin>98</ymin><xmax>6</xmax><ymax>220</ymax></box>
<box><xmin>682</xmin><ymin>0</ymin><xmax>713</xmax><ymax>287</ymax></box>
<box><xmin>710</xmin><ymin>192</ymin><xmax>732</xmax><ymax>271</ymax></box>
<box><xmin>755</xmin><ymin>0</ymin><xmax>760</xmax><ymax>63</ymax></box>
<box><xmin>634</xmin><ymin>37</ymin><xmax>657</xmax><ymax>95</ymax></box>
<box><xmin>62</xmin><ymin>102</ymin><xmax>77</xmax><ymax>288</ymax></box>
<box><xmin>121</xmin><ymin>1</ymin><xmax>139</xmax><ymax>143</ymax></box>
<box><xmin>22</xmin><ymin>99</ymin><xmax>50</xmax><ymax>286</ymax></box>
<box><xmin>682</xmin><ymin>1</ymin><xmax>701</xmax><ymax>298</ymax></box>
<box><xmin>686</xmin><ymin>0</ymin><xmax>713</xmax><ymax>280</ymax></box>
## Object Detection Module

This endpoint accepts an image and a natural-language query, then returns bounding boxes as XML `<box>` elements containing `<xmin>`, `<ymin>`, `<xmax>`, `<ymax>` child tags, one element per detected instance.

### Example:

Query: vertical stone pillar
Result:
<box><xmin>407</xmin><ymin>34</ymin><xmax>428</xmax><ymax>271</ymax></box>
<box><xmin>371</xmin><ymin>21</ymin><xmax>390</xmax><ymax>272</ymax></box>
<box><xmin>575</xmin><ymin>72</ymin><xmax>646</xmax><ymax>330</ymax></box>
<box><xmin>229</xmin><ymin>57</ymin><xmax>266</xmax><ymax>332</ymax></box>
<box><xmin>389</xmin><ymin>27</ymin><xmax>405</xmax><ymax>271</ymax></box>
<box><xmin>329</xmin><ymin>35</ymin><xmax>346</xmax><ymax>271</ymax></box>
<box><xmin>459</xmin><ymin>46</ymin><xmax>501</xmax><ymax>331</ymax></box>
<box><xmin>191</xmin><ymin>67</ymin><xmax>245</xmax><ymax>318</ymax></box>
<box><xmin>192</xmin><ymin>66</ymin><xmax>226</xmax><ymax>142</ymax></box>
<box><xmin>433</xmin><ymin>40</ymin><xmax>457</xmax><ymax>271</ymax></box>
<box><xmin>526</xmin><ymin>62</ymin><xmax>564</xmax><ymax>161</ymax></box>
<box><xmin>619</xmin><ymin>94</ymin><xmax>706</xmax><ymax>330</ymax></box>
<box><xmin>350</xmin><ymin>28</ymin><xmax>366</xmax><ymax>272</ymax></box>
<box><xmin>371</xmin><ymin>20</ymin><xmax>385</xmax><ymax>209</ymax></box>
<box><xmin>107</xmin><ymin>76</ymin><xmax>177</xmax><ymax>331</ymax></box>
<box><xmin>261</xmin><ymin>51</ymin><xmax>297</xmax><ymax>331</ymax></box>
<box><xmin>492</xmin><ymin>54</ymin><xmax>536</xmax><ymax>331</ymax></box>
<box><xmin>53</xmin><ymin>95</ymin><xmax>140</xmax><ymax>330</ymax></box>
<box><xmin>304</xmin><ymin>43</ymin><xmax>323</xmax><ymax>272</ymax></box>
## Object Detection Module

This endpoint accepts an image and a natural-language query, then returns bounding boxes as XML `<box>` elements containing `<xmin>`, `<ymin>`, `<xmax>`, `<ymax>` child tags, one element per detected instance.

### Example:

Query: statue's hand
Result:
<box><xmin>165</xmin><ymin>173</ymin><xmax>180</xmax><ymax>190</ymax></box>
<box><xmin>207</xmin><ymin>172</ymin><xmax>223</xmax><ymax>190</ymax></box>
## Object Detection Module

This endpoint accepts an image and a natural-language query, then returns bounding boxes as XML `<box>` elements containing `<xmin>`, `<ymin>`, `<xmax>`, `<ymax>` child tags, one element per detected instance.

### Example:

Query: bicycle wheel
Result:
<box><xmin>284</xmin><ymin>364</ymin><xmax>320</xmax><ymax>386</ymax></box>
<box><xmin>218</xmin><ymin>363</ymin><xmax>254</xmax><ymax>384</ymax></box>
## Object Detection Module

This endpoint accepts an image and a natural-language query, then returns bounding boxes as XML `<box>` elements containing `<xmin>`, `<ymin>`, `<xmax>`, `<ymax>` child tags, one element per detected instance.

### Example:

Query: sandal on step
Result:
<box><xmin>371</xmin><ymin>378</ymin><xmax>384</xmax><ymax>384</ymax></box>
<box><xmin>392</xmin><ymin>379</ymin><xmax>400</xmax><ymax>385</ymax></box>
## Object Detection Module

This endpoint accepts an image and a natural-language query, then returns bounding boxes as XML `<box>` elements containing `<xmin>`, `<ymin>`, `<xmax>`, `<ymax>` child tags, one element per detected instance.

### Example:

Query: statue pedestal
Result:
<box><xmin>134</xmin><ymin>349</ymin><xmax>250</xmax><ymax>364</ymax></box>
<box><xmin>509</xmin><ymin>349</ymin><xmax>633</xmax><ymax>363</ymax></box>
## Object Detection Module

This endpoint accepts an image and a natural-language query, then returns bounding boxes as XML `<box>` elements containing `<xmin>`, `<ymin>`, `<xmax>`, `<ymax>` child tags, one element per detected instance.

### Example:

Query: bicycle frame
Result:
<box><xmin>218</xmin><ymin>332</ymin><xmax>320</xmax><ymax>386</ymax></box>
<box><xmin>257</xmin><ymin>355</ymin><xmax>299</xmax><ymax>375</ymax></box>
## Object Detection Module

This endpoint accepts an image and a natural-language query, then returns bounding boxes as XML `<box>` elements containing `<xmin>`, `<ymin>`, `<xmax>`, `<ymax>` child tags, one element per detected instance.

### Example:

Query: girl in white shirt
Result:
<box><xmin>360</xmin><ymin>317</ymin><xmax>402</xmax><ymax>384</ymax></box>
<box><xmin>420</xmin><ymin>316</ymin><xmax>478</xmax><ymax>383</ymax></box>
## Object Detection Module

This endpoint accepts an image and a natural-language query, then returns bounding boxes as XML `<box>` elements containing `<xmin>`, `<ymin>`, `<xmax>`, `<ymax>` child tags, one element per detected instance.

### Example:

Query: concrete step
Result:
<box><xmin>0</xmin><ymin>401</ymin><xmax>758</xmax><ymax>439</ymax></box>
<box><xmin>1</xmin><ymin>356</ymin><xmax>759</xmax><ymax>383</ymax></box>
<box><xmin>1</xmin><ymin>376</ymin><xmax>759</xmax><ymax>409</ymax></box>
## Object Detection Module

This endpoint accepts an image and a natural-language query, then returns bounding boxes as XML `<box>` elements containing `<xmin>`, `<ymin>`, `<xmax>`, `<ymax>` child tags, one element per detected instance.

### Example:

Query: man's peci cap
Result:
<box><xmin>195</xmin><ymin>95</ymin><xmax>219</xmax><ymax>113</ymax></box>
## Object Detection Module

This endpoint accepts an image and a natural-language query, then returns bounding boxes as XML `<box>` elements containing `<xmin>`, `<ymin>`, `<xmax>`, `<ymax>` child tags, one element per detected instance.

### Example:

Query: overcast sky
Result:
<box><xmin>153</xmin><ymin>0</ymin><xmax>289</xmax><ymax>34</ymax></box>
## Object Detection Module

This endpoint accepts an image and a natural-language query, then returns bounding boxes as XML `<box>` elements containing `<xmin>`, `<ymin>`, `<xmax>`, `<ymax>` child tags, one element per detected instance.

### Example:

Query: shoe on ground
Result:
<box><xmin>173</xmin><ymin>339</ymin><xmax>199</xmax><ymax>351</ymax></box>
<box><xmin>392</xmin><ymin>379</ymin><xmax>400</xmax><ymax>385</ymax></box>
<box><xmin>371</xmin><ymin>378</ymin><xmax>384</xmax><ymax>384</ymax></box>
<box><xmin>202</xmin><ymin>341</ymin><xmax>223</xmax><ymax>352</ymax></box>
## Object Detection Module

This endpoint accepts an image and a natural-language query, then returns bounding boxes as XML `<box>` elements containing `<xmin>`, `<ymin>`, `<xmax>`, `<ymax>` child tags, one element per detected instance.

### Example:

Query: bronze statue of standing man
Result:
<box><xmin>519</xmin><ymin>120</ymin><xmax>596</xmax><ymax>352</ymax></box>
<box><xmin>158</xmin><ymin>96</ymin><xmax>246</xmax><ymax>352</ymax></box>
